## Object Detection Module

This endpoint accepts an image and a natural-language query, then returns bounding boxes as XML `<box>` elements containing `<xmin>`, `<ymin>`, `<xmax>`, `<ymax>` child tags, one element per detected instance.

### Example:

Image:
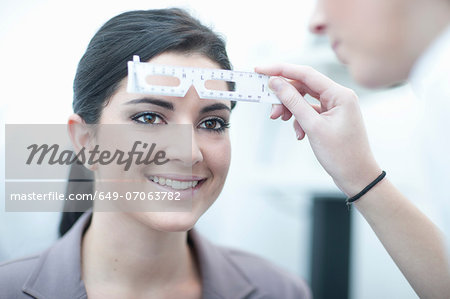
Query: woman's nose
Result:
<box><xmin>308</xmin><ymin>4</ymin><xmax>327</xmax><ymax>35</ymax></box>
<box><xmin>190</xmin><ymin>132</ymin><xmax>203</xmax><ymax>166</ymax></box>
<box><xmin>164</xmin><ymin>126</ymin><xmax>203</xmax><ymax>167</ymax></box>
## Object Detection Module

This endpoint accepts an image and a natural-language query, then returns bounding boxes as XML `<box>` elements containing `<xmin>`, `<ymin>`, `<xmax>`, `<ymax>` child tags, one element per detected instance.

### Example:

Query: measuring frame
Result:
<box><xmin>127</xmin><ymin>55</ymin><xmax>280</xmax><ymax>104</ymax></box>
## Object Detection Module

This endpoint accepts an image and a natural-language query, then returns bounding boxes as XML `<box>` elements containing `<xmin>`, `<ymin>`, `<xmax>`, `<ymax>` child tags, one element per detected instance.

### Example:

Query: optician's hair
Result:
<box><xmin>61</xmin><ymin>8</ymin><xmax>236</xmax><ymax>236</ymax></box>
<box><xmin>73</xmin><ymin>8</ymin><xmax>236</xmax><ymax>124</ymax></box>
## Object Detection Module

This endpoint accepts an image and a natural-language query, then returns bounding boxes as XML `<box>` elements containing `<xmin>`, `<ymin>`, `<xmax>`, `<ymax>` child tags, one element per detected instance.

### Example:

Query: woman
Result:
<box><xmin>0</xmin><ymin>8</ymin><xmax>311</xmax><ymax>298</ymax></box>
<box><xmin>256</xmin><ymin>0</ymin><xmax>450</xmax><ymax>297</ymax></box>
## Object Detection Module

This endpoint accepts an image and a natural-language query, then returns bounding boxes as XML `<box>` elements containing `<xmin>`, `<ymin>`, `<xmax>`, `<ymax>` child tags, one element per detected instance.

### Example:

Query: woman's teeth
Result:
<box><xmin>148</xmin><ymin>176</ymin><xmax>199</xmax><ymax>190</ymax></box>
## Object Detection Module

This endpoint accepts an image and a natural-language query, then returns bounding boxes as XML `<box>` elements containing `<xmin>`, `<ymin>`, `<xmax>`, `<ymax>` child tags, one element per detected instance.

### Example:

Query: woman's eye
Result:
<box><xmin>203</xmin><ymin>119</ymin><xmax>219</xmax><ymax>129</ymax></box>
<box><xmin>132</xmin><ymin>112</ymin><xmax>165</xmax><ymax>124</ymax></box>
<box><xmin>199</xmin><ymin>118</ymin><xmax>230</xmax><ymax>132</ymax></box>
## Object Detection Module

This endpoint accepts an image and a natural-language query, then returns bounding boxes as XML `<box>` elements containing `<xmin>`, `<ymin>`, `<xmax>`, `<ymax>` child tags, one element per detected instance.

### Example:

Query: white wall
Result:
<box><xmin>1</xmin><ymin>1</ymin><xmax>430</xmax><ymax>298</ymax></box>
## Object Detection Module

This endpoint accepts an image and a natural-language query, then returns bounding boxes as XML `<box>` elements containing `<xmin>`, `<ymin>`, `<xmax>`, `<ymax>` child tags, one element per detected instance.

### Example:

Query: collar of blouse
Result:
<box><xmin>21</xmin><ymin>210</ymin><xmax>256</xmax><ymax>299</ymax></box>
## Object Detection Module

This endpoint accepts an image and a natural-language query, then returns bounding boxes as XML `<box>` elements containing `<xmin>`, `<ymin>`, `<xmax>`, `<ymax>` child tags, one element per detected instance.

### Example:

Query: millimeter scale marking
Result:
<box><xmin>127</xmin><ymin>55</ymin><xmax>280</xmax><ymax>104</ymax></box>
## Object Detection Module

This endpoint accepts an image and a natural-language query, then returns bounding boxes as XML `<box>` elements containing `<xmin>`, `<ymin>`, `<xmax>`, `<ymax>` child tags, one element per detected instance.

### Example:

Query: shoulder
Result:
<box><xmin>0</xmin><ymin>211</ymin><xmax>92</xmax><ymax>299</ymax></box>
<box><xmin>189</xmin><ymin>229</ymin><xmax>312</xmax><ymax>299</ymax></box>
<box><xmin>0</xmin><ymin>254</ymin><xmax>42</xmax><ymax>298</ymax></box>
<box><xmin>219</xmin><ymin>246</ymin><xmax>312</xmax><ymax>299</ymax></box>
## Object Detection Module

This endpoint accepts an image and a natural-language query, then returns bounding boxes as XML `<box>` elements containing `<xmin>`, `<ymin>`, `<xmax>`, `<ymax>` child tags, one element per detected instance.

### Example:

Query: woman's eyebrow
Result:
<box><xmin>200</xmin><ymin>103</ymin><xmax>231</xmax><ymax>114</ymax></box>
<box><xmin>125</xmin><ymin>98</ymin><xmax>174</xmax><ymax>111</ymax></box>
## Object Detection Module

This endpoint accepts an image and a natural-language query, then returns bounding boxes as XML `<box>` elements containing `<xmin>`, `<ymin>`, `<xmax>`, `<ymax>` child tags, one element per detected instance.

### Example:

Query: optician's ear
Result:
<box><xmin>67</xmin><ymin>114</ymin><xmax>97</xmax><ymax>171</ymax></box>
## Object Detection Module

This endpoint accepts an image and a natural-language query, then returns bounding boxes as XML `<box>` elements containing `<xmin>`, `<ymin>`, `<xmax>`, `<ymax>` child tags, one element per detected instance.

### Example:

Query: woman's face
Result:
<box><xmin>309</xmin><ymin>0</ymin><xmax>427</xmax><ymax>87</ymax></box>
<box><xmin>96</xmin><ymin>52</ymin><xmax>232</xmax><ymax>232</ymax></box>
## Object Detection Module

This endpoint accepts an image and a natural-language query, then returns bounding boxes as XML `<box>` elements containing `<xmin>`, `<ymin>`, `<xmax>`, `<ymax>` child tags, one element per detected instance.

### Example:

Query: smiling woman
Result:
<box><xmin>0</xmin><ymin>8</ymin><xmax>311</xmax><ymax>299</ymax></box>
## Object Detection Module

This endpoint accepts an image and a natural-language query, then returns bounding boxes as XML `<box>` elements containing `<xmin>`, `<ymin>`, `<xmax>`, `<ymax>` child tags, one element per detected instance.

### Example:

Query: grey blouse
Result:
<box><xmin>0</xmin><ymin>211</ymin><xmax>311</xmax><ymax>299</ymax></box>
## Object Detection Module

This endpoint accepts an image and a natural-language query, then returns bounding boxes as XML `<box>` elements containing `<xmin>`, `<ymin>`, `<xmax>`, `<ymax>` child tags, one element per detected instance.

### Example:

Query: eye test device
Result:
<box><xmin>127</xmin><ymin>55</ymin><xmax>280</xmax><ymax>104</ymax></box>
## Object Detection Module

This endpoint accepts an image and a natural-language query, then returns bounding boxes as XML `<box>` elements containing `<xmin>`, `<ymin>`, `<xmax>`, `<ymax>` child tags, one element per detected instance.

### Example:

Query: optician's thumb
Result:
<box><xmin>269</xmin><ymin>77</ymin><xmax>318</xmax><ymax>130</ymax></box>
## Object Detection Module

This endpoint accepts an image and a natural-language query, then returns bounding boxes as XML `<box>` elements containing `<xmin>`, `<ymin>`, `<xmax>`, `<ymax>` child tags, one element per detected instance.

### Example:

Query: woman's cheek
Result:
<box><xmin>203</xmin><ymin>137</ymin><xmax>231</xmax><ymax>178</ymax></box>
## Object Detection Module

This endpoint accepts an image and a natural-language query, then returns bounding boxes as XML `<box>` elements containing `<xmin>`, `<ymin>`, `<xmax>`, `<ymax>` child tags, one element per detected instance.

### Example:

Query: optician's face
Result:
<box><xmin>96</xmin><ymin>52</ymin><xmax>232</xmax><ymax>232</ymax></box>
<box><xmin>309</xmin><ymin>0</ymin><xmax>426</xmax><ymax>87</ymax></box>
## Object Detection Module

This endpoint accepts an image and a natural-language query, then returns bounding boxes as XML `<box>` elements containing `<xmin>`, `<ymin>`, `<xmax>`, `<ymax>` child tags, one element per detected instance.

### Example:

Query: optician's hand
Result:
<box><xmin>255</xmin><ymin>64</ymin><xmax>382</xmax><ymax>197</ymax></box>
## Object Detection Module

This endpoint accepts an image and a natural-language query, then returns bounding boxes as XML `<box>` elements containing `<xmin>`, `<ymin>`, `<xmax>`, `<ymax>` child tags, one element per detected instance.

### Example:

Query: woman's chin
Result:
<box><xmin>135</xmin><ymin>212</ymin><xmax>199</xmax><ymax>233</ymax></box>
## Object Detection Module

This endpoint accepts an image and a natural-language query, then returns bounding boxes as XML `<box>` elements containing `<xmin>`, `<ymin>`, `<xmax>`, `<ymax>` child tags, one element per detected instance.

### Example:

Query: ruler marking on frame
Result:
<box><xmin>127</xmin><ymin>55</ymin><xmax>280</xmax><ymax>104</ymax></box>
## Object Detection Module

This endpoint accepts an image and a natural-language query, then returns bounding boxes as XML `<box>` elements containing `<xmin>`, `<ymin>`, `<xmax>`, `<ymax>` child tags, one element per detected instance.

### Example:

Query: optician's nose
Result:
<box><xmin>308</xmin><ymin>3</ymin><xmax>327</xmax><ymax>35</ymax></box>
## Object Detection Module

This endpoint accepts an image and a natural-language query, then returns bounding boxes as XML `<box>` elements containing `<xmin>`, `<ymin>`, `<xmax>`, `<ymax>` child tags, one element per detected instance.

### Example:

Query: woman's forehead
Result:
<box><xmin>148</xmin><ymin>52</ymin><xmax>222</xmax><ymax>69</ymax></box>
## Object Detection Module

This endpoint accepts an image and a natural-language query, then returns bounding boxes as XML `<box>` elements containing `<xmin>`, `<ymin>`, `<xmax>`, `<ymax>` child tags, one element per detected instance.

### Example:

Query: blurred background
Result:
<box><xmin>0</xmin><ymin>1</ymin><xmax>441</xmax><ymax>298</ymax></box>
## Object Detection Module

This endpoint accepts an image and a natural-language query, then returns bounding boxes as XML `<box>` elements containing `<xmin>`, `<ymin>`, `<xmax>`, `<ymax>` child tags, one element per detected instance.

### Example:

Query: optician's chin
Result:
<box><xmin>350</xmin><ymin>59</ymin><xmax>408</xmax><ymax>89</ymax></box>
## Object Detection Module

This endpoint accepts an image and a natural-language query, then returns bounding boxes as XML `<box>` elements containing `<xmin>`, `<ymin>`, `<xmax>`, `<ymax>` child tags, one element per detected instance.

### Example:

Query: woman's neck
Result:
<box><xmin>81</xmin><ymin>212</ymin><xmax>201</xmax><ymax>297</ymax></box>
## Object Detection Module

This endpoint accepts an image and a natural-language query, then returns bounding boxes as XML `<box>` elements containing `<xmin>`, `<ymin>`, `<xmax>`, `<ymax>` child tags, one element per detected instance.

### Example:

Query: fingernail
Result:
<box><xmin>269</xmin><ymin>77</ymin><xmax>283</xmax><ymax>92</ymax></box>
<box><xmin>270</xmin><ymin>105</ymin><xmax>275</xmax><ymax>117</ymax></box>
<box><xmin>295</xmin><ymin>129</ymin><xmax>301</xmax><ymax>140</ymax></box>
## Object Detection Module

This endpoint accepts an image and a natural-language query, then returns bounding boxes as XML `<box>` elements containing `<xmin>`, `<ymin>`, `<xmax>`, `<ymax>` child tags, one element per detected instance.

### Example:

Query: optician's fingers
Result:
<box><xmin>293</xmin><ymin>104</ymin><xmax>322</xmax><ymax>140</ymax></box>
<box><xmin>268</xmin><ymin>76</ymin><xmax>319</xmax><ymax>130</ymax></box>
<box><xmin>256</xmin><ymin>64</ymin><xmax>342</xmax><ymax>103</ymax></box>
<box><xmin>288</xmin><ymin>77</ymin><xmax>320</xmax><ymax>100</ymax></box>
<box><xmin>270</xmin><ymin>104</ymin><xmax>282</xmax><ymax>119</ymax></box>
<box><xmin>293</xmin><ymin>120</ymin><xmax>305</xmax><ymax>140</ymax></box>
<box><xmin>271</xmin><ymin>104</ymin><xmax>293</xmax><ymax>120</ymax></box>
<box><xmin>271</xmin><ymin>101</ymin><xmax>321</xmax><ymax>121</ymax></box>
<box><xmin>282</xmin><ymin>107</ymin><xmax>293</xmax><ymax>120</ymax></box>
<box><xmin>312</xmin><ymin>104</ymin><xmax>322</xmax><ymax>114</ymax></box>
<box><xmin>270</xmin><ymin>77</ymin><xmax>307</xmax><ymax>120</ymax></box>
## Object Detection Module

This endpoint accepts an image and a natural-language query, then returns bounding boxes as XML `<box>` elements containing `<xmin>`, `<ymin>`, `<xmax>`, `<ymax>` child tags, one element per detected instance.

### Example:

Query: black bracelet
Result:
<box><xmin>346</xmin><ymin>171</ymin><xmax>386</xmax><ymax>206</ymax></box>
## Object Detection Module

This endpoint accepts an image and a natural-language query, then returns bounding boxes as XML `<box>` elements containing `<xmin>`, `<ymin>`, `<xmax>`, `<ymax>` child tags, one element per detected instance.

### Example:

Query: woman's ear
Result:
<box><xmin>67</xmin><ymin>114</ymin><xmax>97</xmax><ymax>171</ymax></box>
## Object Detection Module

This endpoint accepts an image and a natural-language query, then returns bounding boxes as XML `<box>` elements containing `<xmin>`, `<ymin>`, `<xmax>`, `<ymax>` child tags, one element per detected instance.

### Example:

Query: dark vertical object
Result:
<box><xmin>310</xmin><ymin>194</ymin><xmax>351</xmax><ymax>299</ymax></box>
<box><xmin>59</xmin><ymin>162</ymin><xmax>94</xmax><ymax>237</ymax></box>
